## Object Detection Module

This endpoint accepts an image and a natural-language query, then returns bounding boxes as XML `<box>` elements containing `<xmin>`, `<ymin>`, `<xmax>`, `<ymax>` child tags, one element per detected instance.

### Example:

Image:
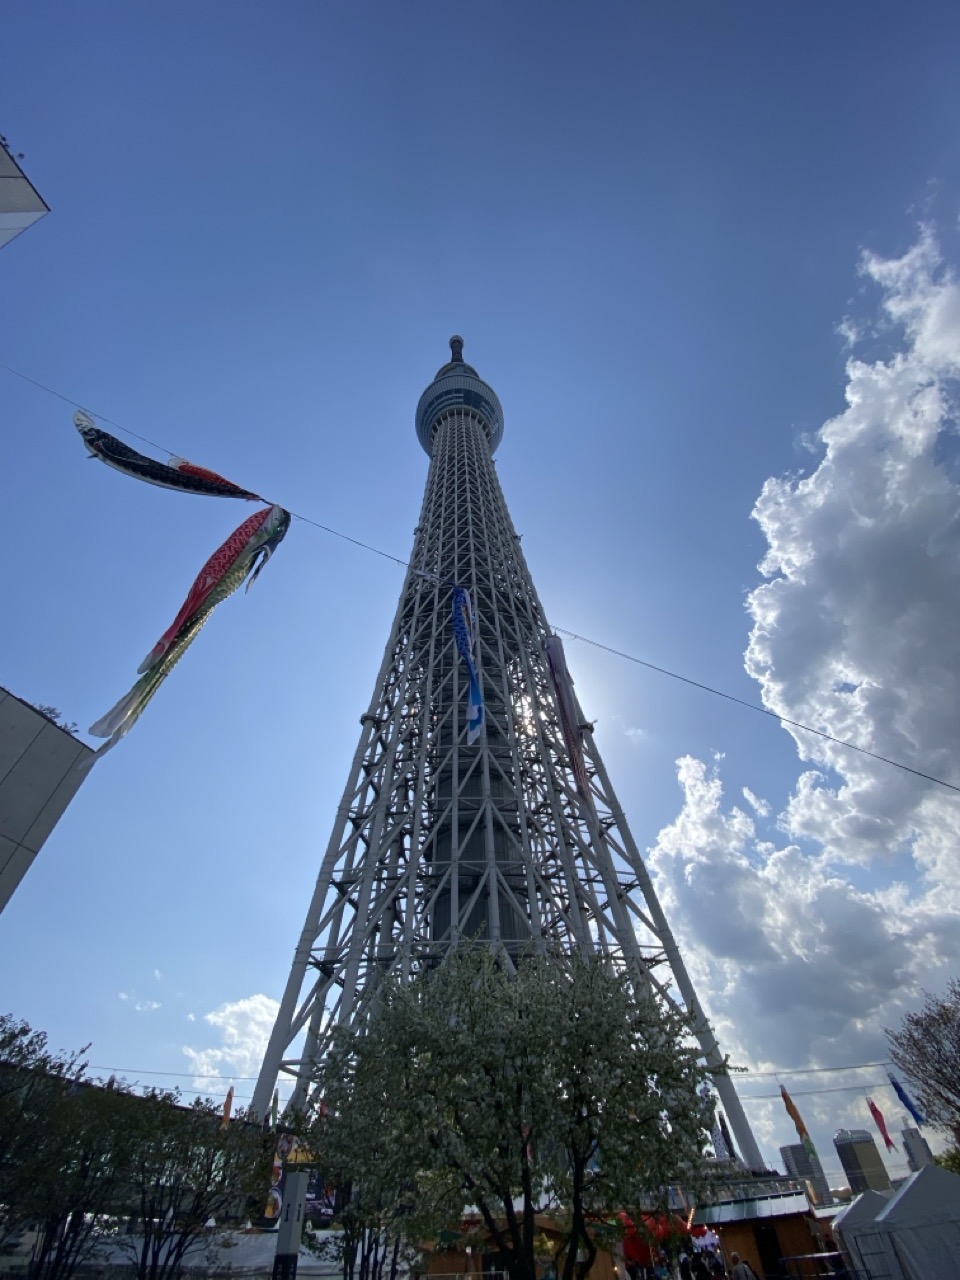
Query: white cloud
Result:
<box><xmin>741</xmin><ymin>787</ymin><xmax>770</xmax><ymax>817</ymax></box>
<box><xmin>118</xmin><ymin>991</ymin><xmax>129</xmax><ymax>1001</ymax></box>
<box><xmin>746</xmin><ymin>229</ymin><xmax>960</xmax><ymax>884</ymax></box>
<box><xmin>647</xmin><ymin>230</ymin><xmax>960</xmax><ymax>1174</ymax></box>
<box><xmin>186</xmin><ymin>1012</ymin><xmax>196</xmax><ymax>1022</ymax></box>
<box><xmin>835</xmin><ymin>316</ymin><xmax>862</xmax><ymax>349</ymax></box>
<box><xmin>183</xmin><ymin>993</ymin><xmax>279</xmax><ymax>1093</ymax></box>
<box><xmin>649</xmin><ymin>756</ymin><xmax>956</xmax><ymax>1172</ymax></box>
<box><xmin>624</xmin><ymin>726</ymin><xmax>646</xmax><ymax>744</ymax></box>
<box><xmin>154</xmin><ymin>969</ymin><xmax>162</xmax><ymax>981</ymax></box>
<box><xmin>134</xmin><ymin>1000</ymin><xmax>161</xmax><ymax>1012</ymax></box>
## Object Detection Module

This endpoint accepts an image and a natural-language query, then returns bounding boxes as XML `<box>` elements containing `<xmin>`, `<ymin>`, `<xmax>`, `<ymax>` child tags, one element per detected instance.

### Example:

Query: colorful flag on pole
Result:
<box><xmin>452</xmin><ymin>585</ymin><xmax>484</xmax><ymax>744</ymax></box>
<box><xmin>780</xmin><ymin>1084</ymin><xmax>818</xmax><ymax>1161</ymax></box>
<box><xmin>867</xmin><ymin>1097</ymin><xmax>897</xmax><ymax>1151</ymax></box>
<box><xmin>546</xmin><ymin>633</ymin><xmax>593</xmax><ymax>815</ymax></box>
<box><xmin>887</xmin><ymin>1072</ymin><xmax>926</xmax><ymax>1126</ymax></box>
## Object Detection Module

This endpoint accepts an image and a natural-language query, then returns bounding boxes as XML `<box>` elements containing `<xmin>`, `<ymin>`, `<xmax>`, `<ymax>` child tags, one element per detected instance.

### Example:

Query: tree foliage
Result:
<box><xmin>120</xmin><ymin>1091</ymin><xmax>272</xmax><ymax>1280</ymax></box>
<box><xmin>0</xmin><ymin>1014</ymin><xmax>272</xmax><ymax>1280</ymax></box>
<box><xmin>310</xmin><ymin>949</ymin><xmax>713</xmax><ymax>1280</ymax></box>
<box><xmin>0</xmin><ymin>1014</ymin><xmax>88</xmax><ymax>1254</ymax></box>
<box><xmin>886</xmin><ymin>979</ymin><xmax>960</xmax><ymax>1142</ymax></box>
<box><xmin>29</xmin><ymin>1084</ymin><xmax>145</xmax><ymax>1280</ymax></box>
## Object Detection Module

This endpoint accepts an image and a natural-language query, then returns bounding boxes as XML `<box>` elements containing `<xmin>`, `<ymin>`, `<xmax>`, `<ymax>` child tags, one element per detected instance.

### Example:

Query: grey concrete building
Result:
<box><xmin>0</xmin><ymin>689</ymin><xmax>93</xmax><ymax>913</ymax></box>
<box><xmin>0</xmin><ymin>142</ymin><xmax>49</xmax><ymax>250</ymax></box>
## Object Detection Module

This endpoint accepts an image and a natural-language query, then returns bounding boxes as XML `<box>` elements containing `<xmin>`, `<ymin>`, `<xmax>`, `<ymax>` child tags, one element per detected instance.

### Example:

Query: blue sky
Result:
<box><xmin>3</xmin><ymin>1</ymin><xmax>960</xmax><ymax>1181</ymax></box>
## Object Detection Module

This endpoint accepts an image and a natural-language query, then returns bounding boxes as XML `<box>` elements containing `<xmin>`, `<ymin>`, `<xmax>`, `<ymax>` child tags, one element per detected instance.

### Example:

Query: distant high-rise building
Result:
<box><xmin>780</xmin><ymin>1142</ymin><xmax>833</xmax><ymax>1206</ymax></box>
<box><xmin>834</xmin><ymin>1128</ymin><xmax>892</xmax><ymax>1194</ymax></box>
<box><xmin>900</xmin><ymin>1124</ymin><xmax>934</xmax><ymax>1172</ymax></box>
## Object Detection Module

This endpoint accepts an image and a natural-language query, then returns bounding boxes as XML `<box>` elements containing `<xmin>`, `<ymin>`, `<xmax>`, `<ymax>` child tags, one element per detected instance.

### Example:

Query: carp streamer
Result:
<box><xmin>75</xmin><ymin>409</ymin><xmax>289</xmax><ymax>761</ymax></box>
<box><xmin>74</xmin><ymin>410</ymin><xmax>262</xmax><ymax>500</ymax></box>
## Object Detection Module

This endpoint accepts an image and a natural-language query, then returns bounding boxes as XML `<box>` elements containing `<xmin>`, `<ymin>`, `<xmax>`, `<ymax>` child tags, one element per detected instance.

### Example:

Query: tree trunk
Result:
<box><xmin>560</xmin><ymin>1156</ymin><xmax>595</xmax><ymax>1280</ymax></box>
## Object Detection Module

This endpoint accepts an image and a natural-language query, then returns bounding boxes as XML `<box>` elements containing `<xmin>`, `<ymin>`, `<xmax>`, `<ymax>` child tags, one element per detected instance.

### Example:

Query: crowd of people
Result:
<box><xmin>627</xmin><ymin>1245</ymin><xmax>756</xmax><ymax>1280</ymax></box>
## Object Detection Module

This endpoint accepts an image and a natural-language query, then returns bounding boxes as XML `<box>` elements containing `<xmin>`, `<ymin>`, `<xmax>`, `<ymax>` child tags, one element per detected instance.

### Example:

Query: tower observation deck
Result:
<box><xmin>253</xmin><ymin>338</ymin><xmax>763</xmax><ymax>1171</ymax></box>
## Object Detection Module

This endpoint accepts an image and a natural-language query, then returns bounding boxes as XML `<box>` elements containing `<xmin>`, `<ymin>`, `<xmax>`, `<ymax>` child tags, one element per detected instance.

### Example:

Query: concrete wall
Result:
<box><xmin>0</xmin><ymin>145</ymin><xmax>50</xmax><ymax>250</ymax></box>
<box><xmin>0</xmin><ymin>688</ymin><xmax>93</xmax><ymax>912</ymax></box>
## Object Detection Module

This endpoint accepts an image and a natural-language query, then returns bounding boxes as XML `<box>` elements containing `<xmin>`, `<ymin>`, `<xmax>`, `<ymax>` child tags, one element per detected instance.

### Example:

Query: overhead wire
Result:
<box><xmin>3</xmin><ymin>359</ymin><xmax>958</xmax><ymax>794</ymax></box>
<box><xmin>87</xmin><ymin>1064</ymin><xmax>259</xmax><ymax>1079</ymax></box>
<box><xmin>82</xmin><ymin>1062</ymin><xmax>907</xmax><ymax>1106</ymax></box>
<box><xmin>740</xmin><ymin>1084</ymin><xmax>894</xmax><ymax>1100</ymax></box>
<box><xmin>84</xmin><ymin>1056</ymin><xmax>896</xmax><ymax>1082</ymax></box>
<box><xmin>742</xmin><ymin>1061</ymin><xmax>891</xmax><ymax>1077</ymax></box>
<box><xmin>553</xmin><ymin>629</ymin><xmax>960</xmax><ymax>794</ymax></box>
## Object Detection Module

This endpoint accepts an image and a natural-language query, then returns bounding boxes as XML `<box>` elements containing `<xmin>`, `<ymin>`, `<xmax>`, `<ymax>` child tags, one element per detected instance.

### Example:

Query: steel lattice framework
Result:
<box><xmin>253</xmin><ymin>338</ymin><xmax>763</xmax><ymax>1170</ymax></box>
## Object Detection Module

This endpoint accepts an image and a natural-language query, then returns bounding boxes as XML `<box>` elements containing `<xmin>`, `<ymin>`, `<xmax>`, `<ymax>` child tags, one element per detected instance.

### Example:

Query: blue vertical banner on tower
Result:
<box><xmin>452</xmin><ymin>585</ymin><xmax>484</xmax><ymax>744</ymax></box>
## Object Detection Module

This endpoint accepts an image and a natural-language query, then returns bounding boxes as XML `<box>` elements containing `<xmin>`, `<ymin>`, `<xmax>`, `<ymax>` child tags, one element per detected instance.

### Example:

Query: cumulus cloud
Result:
<box><xmin>648</xmin><ymin>230</ymin><xmax>960</xmax><ymax>1175</ymax></box>
<box><xmin>183</xmin><ymin>993</ymin><xmax>279</xmax><ymax>1093</ymax></box>
<box><xmin>747</xmin><ymin>229</ymin><xmax>960</xmax><ymax>880</ymax></box>
<box><xmin>134</xmin><ymin>1000</ymin><xmax>161</xmax><ymax>1013</ymax></box>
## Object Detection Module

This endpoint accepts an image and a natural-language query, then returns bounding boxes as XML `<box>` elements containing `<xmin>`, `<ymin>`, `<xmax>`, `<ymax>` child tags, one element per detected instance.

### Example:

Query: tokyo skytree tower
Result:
<box><xmin>253</xmin><ymin>338</ymin><xmax>763</xmax><ymax>1170</ymax></box>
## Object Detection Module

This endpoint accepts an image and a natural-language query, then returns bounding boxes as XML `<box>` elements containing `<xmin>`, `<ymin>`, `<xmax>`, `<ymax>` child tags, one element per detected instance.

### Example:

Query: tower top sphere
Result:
<box><xmin>415</xmin><ymin>336</ymin><xmax>505</xmax><ymax>456</ymax></box>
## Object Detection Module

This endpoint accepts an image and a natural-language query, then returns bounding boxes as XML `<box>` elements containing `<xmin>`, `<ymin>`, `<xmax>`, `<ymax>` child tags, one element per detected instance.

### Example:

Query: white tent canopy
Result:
<box><xmin>833</xmin><ymin>1190</ymin><xmax>899</xmax><ymax>1280</ymax></box>
<box><xmin>874</xmin><ymin>1164</ymin><xmax>960</xmax><ymax>1280</ymax></box>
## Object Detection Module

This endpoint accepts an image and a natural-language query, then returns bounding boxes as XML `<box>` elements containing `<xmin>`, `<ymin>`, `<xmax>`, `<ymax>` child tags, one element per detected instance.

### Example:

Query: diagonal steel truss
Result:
<box><xmin>253</xmin><ymin>350</ymin><xmax>763</xmax><ymax>1170</ymax></box>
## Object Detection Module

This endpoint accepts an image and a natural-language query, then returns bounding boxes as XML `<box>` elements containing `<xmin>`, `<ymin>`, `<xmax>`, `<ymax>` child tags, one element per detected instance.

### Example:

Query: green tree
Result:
<box><xmin>120</xmin><ymin>1091</ymin><xmax>272</xmax><ymax>1280</ymax></box>
<box><xmin>310</xmin><ymin>949</ymin><xmax>713</xmax><ymax>1280</ymax></box>
<box><xmin>303</xmin><ymin>1185</ymin><xmax>411</xmax><ymax>1280</ymax></box>
<box><xmin>29</xmin><ymin>1083</ymin><xmax>143</xmax><ymax>1280</ymax></box>
<box><xmin>886</xmin><ymin>979</ymin><xmax>960</xmax><ymax>1144</ymax></box>
<box><xmin>2</xmin><ymin>1017</ymin><xmax>273</xmax><ymax>1280</ymax></box>
<box><xmin>0</xmin><ymin>1015</ymin><xmax>87</xmax><ymax>1254</ymax></box>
